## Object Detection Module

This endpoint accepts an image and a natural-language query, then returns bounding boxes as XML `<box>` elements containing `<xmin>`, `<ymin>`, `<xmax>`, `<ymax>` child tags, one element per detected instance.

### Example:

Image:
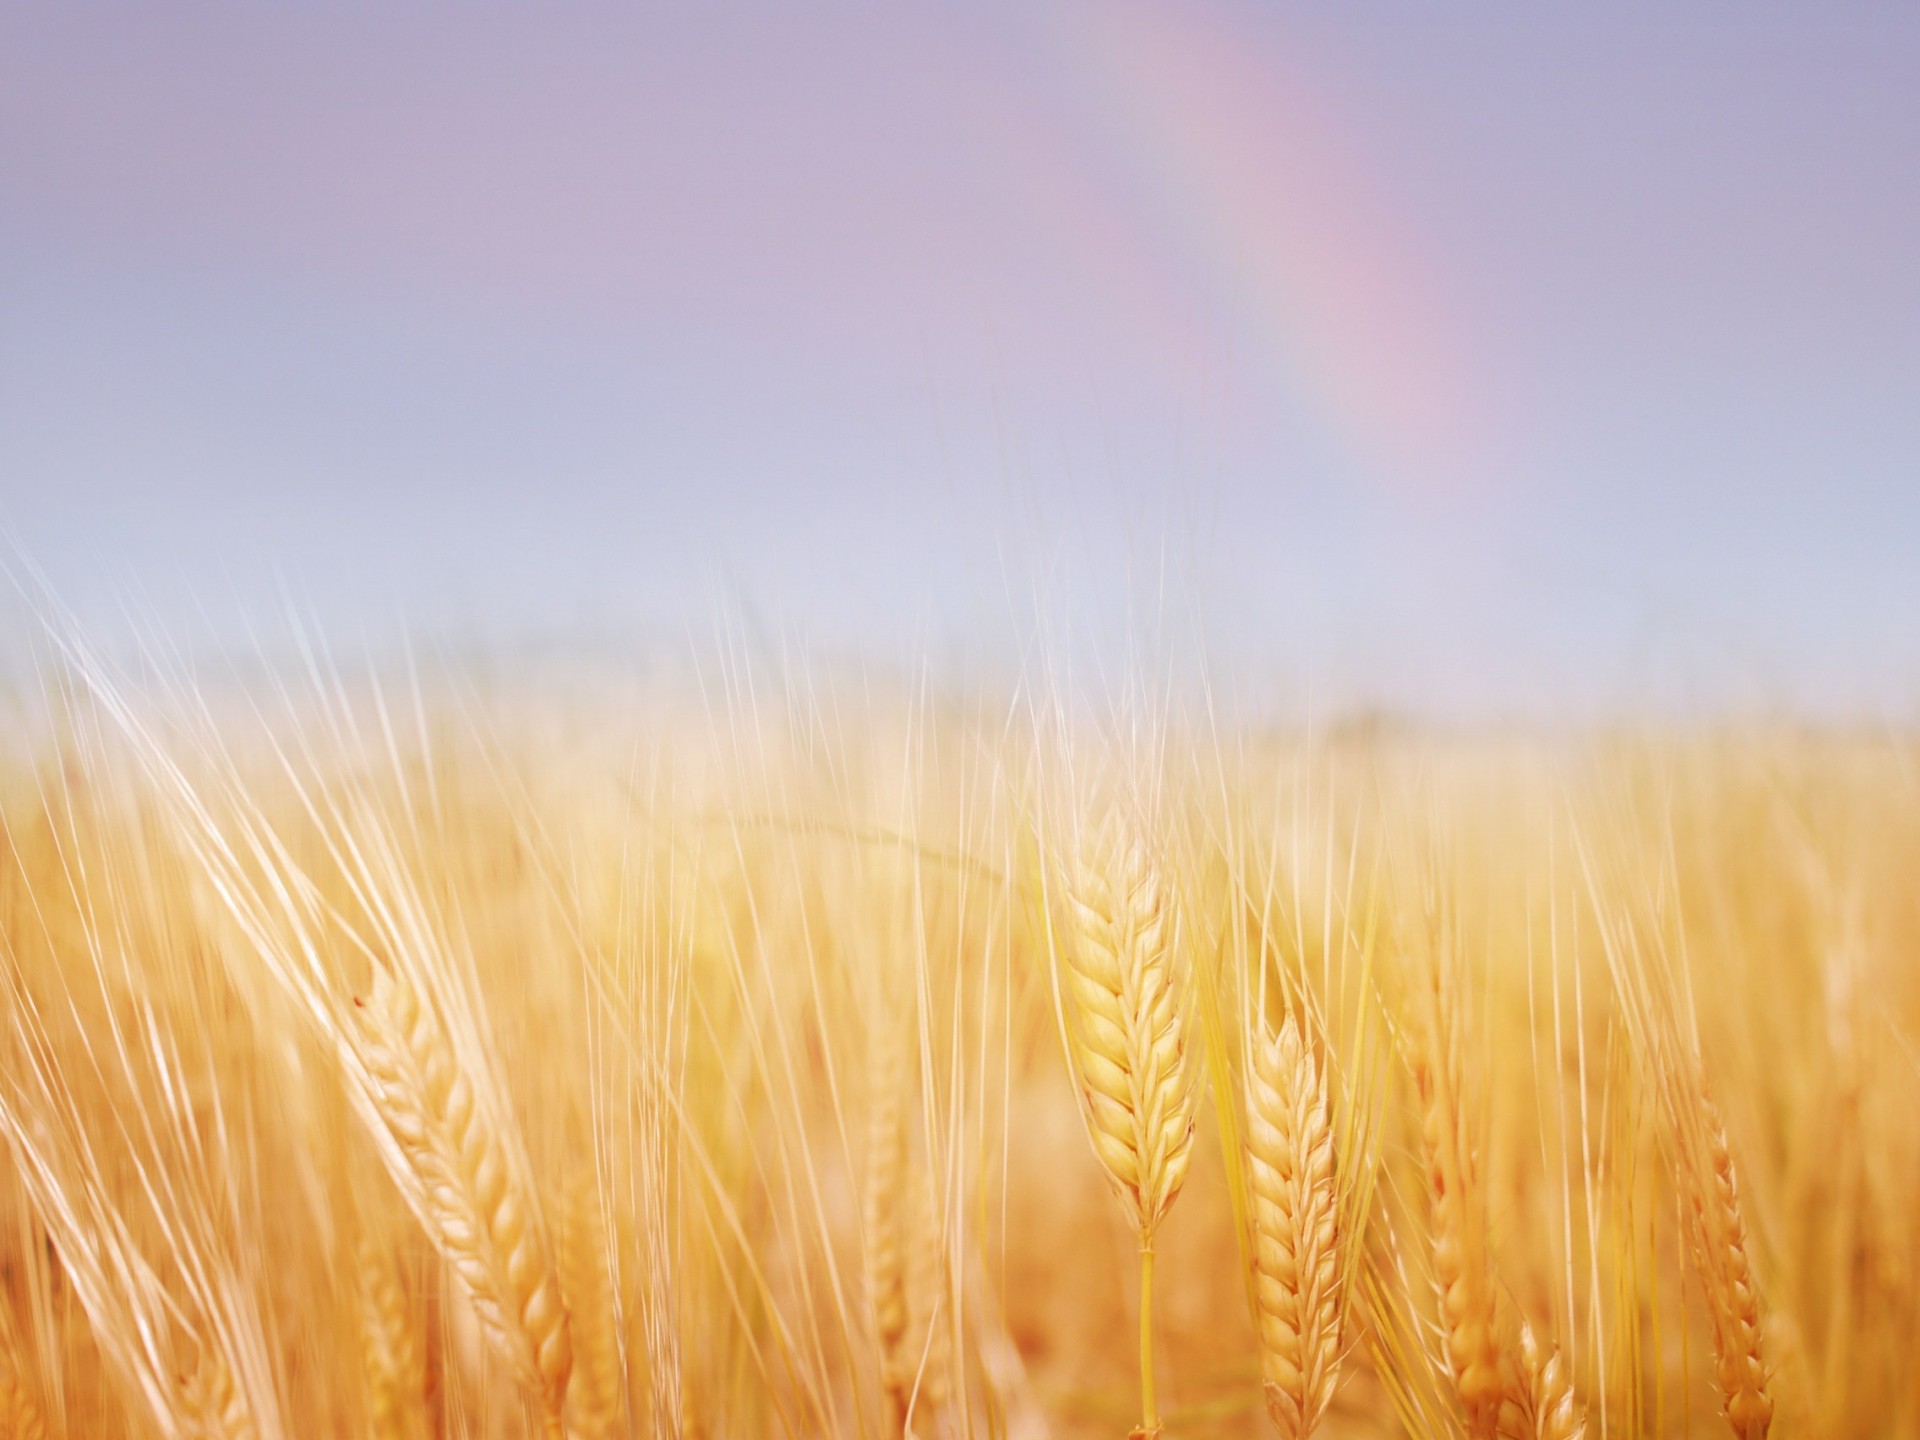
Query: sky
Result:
<box><xmin>2</xmin><ymin>2</ymin><xmax>1917</xmax><ymax>720</ymax></box>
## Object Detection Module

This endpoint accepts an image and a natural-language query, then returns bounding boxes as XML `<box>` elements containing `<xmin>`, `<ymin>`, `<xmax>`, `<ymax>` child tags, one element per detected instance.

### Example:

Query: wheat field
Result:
<box><xmin>0</xmin><ymin>652</ymin><xmax>1914</xmax><ymax>1440</ymax></box>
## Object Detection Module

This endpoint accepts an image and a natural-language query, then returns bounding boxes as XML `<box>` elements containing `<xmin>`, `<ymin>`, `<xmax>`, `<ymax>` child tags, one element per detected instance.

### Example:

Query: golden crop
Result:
<box><xmin>1</xmin><ymin>663</ymin><xmax>1914</xmax><ymax>1438</ymax></box>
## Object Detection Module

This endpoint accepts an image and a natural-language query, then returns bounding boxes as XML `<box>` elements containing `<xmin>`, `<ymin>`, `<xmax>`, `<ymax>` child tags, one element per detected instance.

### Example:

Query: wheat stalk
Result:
<box><xmin>1057</xmin><ymin>801</ymin><xmax>1197</xmax><ymax>1439</ymax></box>
<box><xmin>353</xmin><ymin>965</ymin><xmax>572</xmax><ymax>1434</ymax></box>
<box><xmin>1246</xmin><ymin>1013</ymin><xmax>1342</xmax><ymax>1440</ymax></box>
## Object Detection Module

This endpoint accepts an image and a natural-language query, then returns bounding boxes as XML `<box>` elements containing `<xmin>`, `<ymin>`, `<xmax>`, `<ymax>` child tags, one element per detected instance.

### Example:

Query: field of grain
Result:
<box><xmin>1</xmin><ymin>659</ymin><xmax>1915</xmax><ymax>1439</ymax></box>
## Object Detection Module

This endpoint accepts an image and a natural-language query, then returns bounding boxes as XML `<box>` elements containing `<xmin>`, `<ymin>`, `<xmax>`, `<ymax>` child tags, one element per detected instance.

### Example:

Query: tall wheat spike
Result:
<box><xmin>1246</xmin><ymin>1013</ymin><xmax>1343</xmax><ymax>1440</ymax></box>
<box><xmin>356</xmin><ymin>1235</ymin><xmax>429</xmax><ymax>1440</ymax></box>
<box><xmin>1058</xmin><ymin>800</ymin><xmax>1197</xmax><ymax>1439</ymax></box>
<box><xmin>353</xmin><ymin>965</ymin><xmax>573</xmax><ymax>1435</ymax></box>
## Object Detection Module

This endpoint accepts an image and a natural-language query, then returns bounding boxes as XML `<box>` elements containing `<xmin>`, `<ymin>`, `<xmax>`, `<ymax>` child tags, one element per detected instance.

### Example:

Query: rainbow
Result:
<box><xmin>1042</xmin><ymin>0</ymin><xmax>1493</xmax><ymax>495</ymax></box>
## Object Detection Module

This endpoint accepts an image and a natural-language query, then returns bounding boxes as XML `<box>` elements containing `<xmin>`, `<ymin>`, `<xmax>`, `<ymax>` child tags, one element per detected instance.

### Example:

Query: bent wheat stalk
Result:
<box><xmin>353</xmin><ymin>966</ymin><xmax>572</xmax><ymax>1435</ymax></box>
<box><xmin>1057</xmin><ymin>803</ymin><xmax>1197</xmax><ymax>1440</ymax></box>
<box><xmin>1246</xmin><ymin>1013</ymin><xmax>1343</xmax><ymax>1440</ymax></box>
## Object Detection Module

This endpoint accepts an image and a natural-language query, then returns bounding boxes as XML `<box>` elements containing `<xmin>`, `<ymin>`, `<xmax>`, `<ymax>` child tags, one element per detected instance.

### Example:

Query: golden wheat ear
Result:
<box><xmin>904</xmin><ymin>1160</ymin><xmax>952</xmax><ymax>1424</ymax></box>
<box><xmin>176</xmin><ymin>1350</ymin><xmax>257</xmax><ymax>1440</ymax></box>
<box><xmin>1054</xmin><ymin>799</ymin><xmax>1198</xmax><ymax>1439</ymax></box>
<box><xmin>0</xmin><ymin>1347</ymin><xmax>49</xmax><ymax>1440</ymax></box>
<box><xmin>352</xmin><ymin>965</ymin><xmax>573</xmax><ymax>1434</ymax></box>
<box><xmin>1681</xmin><ymin>1088</ymin><xmax>1771</xmax><ymax>1440</ymax></box>
<box><xmin>1407</xmin><ymin>1014</ymin><xmax>1504</xmax><ymax>1440</ymax></box>
<box><xmin>863</xmin><ymin>1029</ymin><xmax>912</xmax><ymax>1436</ymax></box>
<box><xmin>1495</xmin><ymin>1322</ymin><xmax>1586</xmax><ymax>1440</ymax></box>
<box><xmin>557</xmin><ymin>1170</ymin><xmax>623</xmax><ymax>1440</ymax></box>
<box><xmin>357</xmin><ymin>1232</ymin><xmax>430</xmax><ymax>1440</ymax></box>
<box><xmin>1061</xmin><ymin>806</ymin><xmax>1198</xmax><ymax>1242</ymax></box>
<box><xmin>1246</xmin><ymin>1012</ymin><xmax>1343</xmax><ymax>1440</ymax></box>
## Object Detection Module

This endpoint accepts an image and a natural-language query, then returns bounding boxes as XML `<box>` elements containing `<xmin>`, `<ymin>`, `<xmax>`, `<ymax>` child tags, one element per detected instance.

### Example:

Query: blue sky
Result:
<box><xmin>3</xmin><ymin>3</ymin><xmax>1917</xmax><ymax>719</ymax></box>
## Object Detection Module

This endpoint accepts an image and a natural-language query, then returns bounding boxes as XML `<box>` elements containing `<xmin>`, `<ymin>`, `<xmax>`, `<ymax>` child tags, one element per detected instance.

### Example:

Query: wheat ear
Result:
<box><xmin>178</xmin><ymin>1352</ymin><xmax>256</xmax><ymax>1440</ymax></box>
<box><xmin>1680</xmin><ymin>1091</ymin><xmax>1771</xmax><ymax>1440</ymax></box>
<box><xmin>357</xmin><ymin>1235</ymin><xmax>429</xmax><ymax>1440</ymax></box>
<box><xmin>1496</xmin><ymin>1322</ymin><xmax>1585</xmax><ymax>1440</ymax></box>
<box><xmin>354</xmin><ymin>966</ymin><xmax>573</xmax><ymax>1434</ymax></box>
<box><xmin>1060</xmin><ymin>805</ymin><xmax>1197</xmax><ymax>1440</ymax></box>
<box><xmin>0</xmin><ymin>1351</ymin><xmax>48</xmax><ymax>1440</ymax></box>
<box><xmin>864</xmin><ymin>1031</ymin><xmax>913</xmax><ymax>1435</ymax></box>
<box><xmin>558</xmin><ymin>1172</ymin><xmax>622</xmax><ymax>1440</ymax></box>
<box><xmin>1409</xmin><ymin>1019</ymin><xmax>1503</xmax><ymax>1439</ymax></box>
<box><xmin>906</xmin><ymin>1162</ymin><xmax>952</xmax><ymax>1422</ymax></box>
<box><xmin>1247</xmin><ymin>1013</ymin><xmax>1342</xmax><ymax>1440</ymax></box>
